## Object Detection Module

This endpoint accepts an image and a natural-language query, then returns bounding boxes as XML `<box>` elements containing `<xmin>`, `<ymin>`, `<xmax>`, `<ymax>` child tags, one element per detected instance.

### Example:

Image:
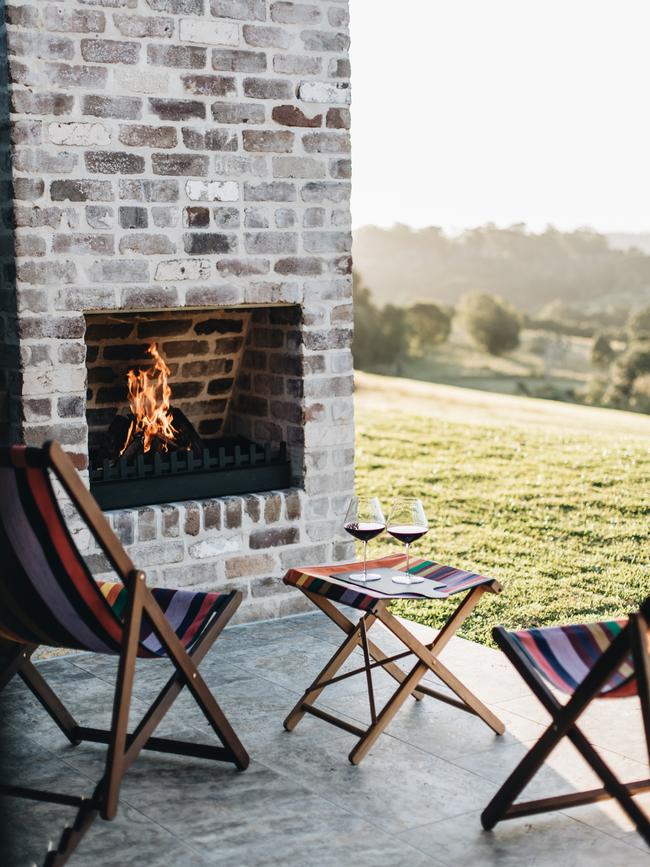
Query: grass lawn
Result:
<box><xmin>353</xmin><ymin>371</ymin><xmax>650</xmax><ymax>646</ymax></box>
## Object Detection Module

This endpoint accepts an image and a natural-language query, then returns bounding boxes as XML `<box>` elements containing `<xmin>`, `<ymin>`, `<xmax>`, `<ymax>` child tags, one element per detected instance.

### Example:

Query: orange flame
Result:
<box><xmin>120</xmin><ymin>343</ymin><xmax>178</xmax><ymax>455</ymax></box>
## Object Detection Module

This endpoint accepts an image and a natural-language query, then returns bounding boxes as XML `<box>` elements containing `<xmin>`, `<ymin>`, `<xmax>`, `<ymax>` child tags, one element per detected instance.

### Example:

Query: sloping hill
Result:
<box><xmin>354</xmin><ymin>370</ymin><xmax>650</xmax><ymax>435</ymax></box>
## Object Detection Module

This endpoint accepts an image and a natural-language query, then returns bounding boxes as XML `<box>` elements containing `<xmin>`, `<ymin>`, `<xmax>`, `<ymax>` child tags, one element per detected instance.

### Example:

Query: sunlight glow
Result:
<box><xmin>350</xmin><ymin>0</ymin><xmax>650</xmax><ymax>233</ymax></box>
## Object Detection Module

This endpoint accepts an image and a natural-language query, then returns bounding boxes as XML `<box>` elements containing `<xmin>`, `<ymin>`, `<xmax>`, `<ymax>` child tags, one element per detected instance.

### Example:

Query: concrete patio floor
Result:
<box><xmin>1</xmin><ymin>611</ymin><xmax>649</xmax><ymax>867</ymax></box>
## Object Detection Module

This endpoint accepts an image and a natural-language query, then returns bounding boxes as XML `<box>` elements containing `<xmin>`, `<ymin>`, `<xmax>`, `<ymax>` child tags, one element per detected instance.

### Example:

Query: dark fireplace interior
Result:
<box><xmin>84</xmin><ymin>306</ymin><xmax>303</xmax><ymax>509</ymax></box>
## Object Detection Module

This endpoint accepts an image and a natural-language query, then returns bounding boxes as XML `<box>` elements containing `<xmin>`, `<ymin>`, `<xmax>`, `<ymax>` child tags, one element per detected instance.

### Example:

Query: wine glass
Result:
<box><xmin>387</xmin><ymin>498</ymin><xmax>429</xmax><ymax>584</ymax></box>
<box><xmin>343</xmin><ymin>496</ymin><xmax>386</xmax><ymax>581</ymax></box>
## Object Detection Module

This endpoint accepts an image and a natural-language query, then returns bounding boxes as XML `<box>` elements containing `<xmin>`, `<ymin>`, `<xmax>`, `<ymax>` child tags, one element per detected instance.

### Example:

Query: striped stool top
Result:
<box><xmin>508</xmin><ymin>620</ymin><xmax>637</xmax><ymax>699</ymax></box>
<box><xmin>284</xmin><ymin>553</ymin><xmax>499</xmax><ymax>612</ymax></box>
<box><xmin>0</xmin><ymin>444</ymin><xmax>232</xmax><ymax>658</ymax></box>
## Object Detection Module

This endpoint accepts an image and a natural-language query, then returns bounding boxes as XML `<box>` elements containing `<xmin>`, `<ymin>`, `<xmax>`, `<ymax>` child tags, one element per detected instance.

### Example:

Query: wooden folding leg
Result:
<box><xmin>284</xmin><ymin>610</ymin><xmax>371</xmax><ymax>732</ymax></box>
<box><xmin>0</xmin><ymin>641</ymin><xmax>32</xmax><ymax>691</ymax></box>
<box><xmin>632</xmin><ymin>612</ymin><xmax>650</xmax><ymax>765</ymax></box>
<box><xmin>285</xmin><ymin>585</ymin><xmax>504</xmax><ymax>765</ymax></box>
<box><xmin>2</xmin><ymin>587</ymin><xmax>248</xmax><ymax>866</ymax></box>
<box><xmin>120</xmin><ymin>590</ymin><xmax>242</xmax><ymax>773</ymax></box>
<box><xmin>101</xmin><ymin>572</ymin><xmax>145</xmax><ymax>820</ymax></box>
<box><xmin>0</xmin><ymin>642</ymin><xmax>81</xmax><ymax>747</ymax></box>
<box><xmin>19</xmin><ymin>656</ymin><xmax>81</xmax><ymax>746</ymax></box>
<box><xmin>349</xmin><ymin>601</ymin><xmax>504</xmax><ymax>765</ymax></box>
<box><xmin>381</xmin><ymin>601</ymin><xmax>504</xmax><ymax>732</ymax></box>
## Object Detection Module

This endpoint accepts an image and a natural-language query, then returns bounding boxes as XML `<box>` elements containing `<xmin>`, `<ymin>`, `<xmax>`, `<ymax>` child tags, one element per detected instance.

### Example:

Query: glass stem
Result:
<box><xmin>405</xmin><ymin>542</ymin><xmax>410</xmax><ymax>576</ymax></box>
<box><xmin>363</xmin><ymin>540</ymin><xmax>368</xmax><ymax>579</ymax></box>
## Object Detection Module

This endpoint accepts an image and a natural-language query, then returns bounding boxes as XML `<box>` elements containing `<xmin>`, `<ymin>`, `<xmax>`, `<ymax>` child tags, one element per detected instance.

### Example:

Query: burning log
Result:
<box><xmin>120</xmin><ymin>342</ymin><xmax>177</xmax><ymax>455</ymax></box>
<box><xmin>103</xmin><ymin>342</ymin><xmax>204</xmax><ymax>462</ymax></box>
<box><xmin>105</xmin><ymin>414</ymin><xmax>131</xmax><ymax>460</ymax></box>
<box><xmin>171</xmin><ymin>407</ymin><xmax>204</xmax><ymax>458</ymax></box>
<box><xmin>119</xmin><ymin>431</ymin><xmax>144</xmax><ymax>462</ymax></box>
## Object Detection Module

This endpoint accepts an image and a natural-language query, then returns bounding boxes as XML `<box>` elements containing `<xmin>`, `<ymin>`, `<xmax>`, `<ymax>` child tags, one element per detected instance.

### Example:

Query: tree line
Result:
<box><xmin>353</xmin><ymin>271</ymin><xmax>522</xmax><ymax>369</ymax></box>
<box><xmin>353</xmin><ymin>223</ymin><xmax>650</xmax><ymax>313</ymax></box>
<box><xmin>354</xmin><ymin>267</ymin><xmax>650</xmax><ymax>417</ymax></box>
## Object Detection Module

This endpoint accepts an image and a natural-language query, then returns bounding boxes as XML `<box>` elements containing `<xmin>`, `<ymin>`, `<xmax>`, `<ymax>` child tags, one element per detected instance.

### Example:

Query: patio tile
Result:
<box><xmin>1</xmin><ymin>796</ymin><xmax>209</xmax><ymax>867</ymax></box>
<box><xmin>284</xmin><ymin>610</ymin><xmax>351</xmax><ymax>644</ymax></box>
<box><xmin>1</xmin><ymin>799</ymin><xmax>76</xmax><ymax>867</ymax></box>
<box><xmin>197</xmin><ymin>804</ymin><xmax>444</xmax><ymax>867</ymax></box>
<box><xmin>499</xmin><ymin>692</ymin><xmax>650</xmax><ymax>768</ymax></box>
<box><xmin>454</xmin><ymin>735</ymin><xmax>650</xmax><ymax>801</ymax></box>
<box><xmin>115</xmin><ymin>756</ymin><xmax>443</xmax><ymax>866</ymax></box>
<box><xmin>78</xmin><ymin>801</ymin><xmax>211</xmax><ymax>867</ymax></box>
<box><xmin>319</xmin><ymin>686</ymin><xmax>545</xmax><ymax>762</ymax></box>
<box><xmin>250</xmin><ymin>729</ymin><xmax>496</xmax><ymax>833</ymax></box>
<box><xmin>561</xmin><ymin>792</ymin><xmax>650</xmax><ymax>855</ymax></box>
<box><xmin>399</xmin><ymin>808</ymin><xmax>650</xmax><ymax>867</ymax></box>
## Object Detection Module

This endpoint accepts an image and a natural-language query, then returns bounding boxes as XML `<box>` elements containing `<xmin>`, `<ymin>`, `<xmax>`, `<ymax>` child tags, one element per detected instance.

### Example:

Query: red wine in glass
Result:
<box><xmin>343</xmin><ymin>496</ymin><xmax>385</xmax><ymax>581</ymax></box>
<box><xmin>386</xmin><ymin>525</ymin><xmax>428</xmax><ymax>545</ymax></box>
<box><xmin>387</xmin><ymin>499</ymin><xmax>429</xmax><ymax>585</ymax></box>
<box><xmin>343</xmin><ymin>522</ymin><xmax>385</xmax><ymax>543</ymax></box>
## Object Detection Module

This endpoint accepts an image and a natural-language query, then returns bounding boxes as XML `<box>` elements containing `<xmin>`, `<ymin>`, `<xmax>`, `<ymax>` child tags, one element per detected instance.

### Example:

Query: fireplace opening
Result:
<box><xmin>84</xmin><ymin>306</ymin><xmax>303</xmax><ymax>510</ymax></box>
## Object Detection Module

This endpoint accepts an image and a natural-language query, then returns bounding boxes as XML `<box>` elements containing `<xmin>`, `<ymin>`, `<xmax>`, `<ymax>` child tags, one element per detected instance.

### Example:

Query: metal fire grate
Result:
<box><xmin>89</xmin><ymin>438</ymin><xmax>291</xmax><ymax>510</ymax></box>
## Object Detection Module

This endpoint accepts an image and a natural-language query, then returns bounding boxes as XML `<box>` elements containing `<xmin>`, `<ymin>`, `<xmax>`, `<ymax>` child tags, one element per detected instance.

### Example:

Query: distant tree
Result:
<box><xmin>406</xmin><ymin>302</ymin><xmax>452</xmax><ymax>356</ymax></box>
<box><xmin>539</xmin><ymin>299</ymin><xmax>583</xmax><ymax>323</ymax></box>
<box><xmin>352</xmin><ymin>271</ymin><xmax>408</xmax><ymax>370</ymax></box>
<box><xmin>353</xmin><ymin>222</ymin><xmax>650</xmax><ymax>321</ymax></box>
<box><xmin>378</xmin><ymin>304</ymin><xmax>408</xmax><ymax>371</ymax></box>
<box><xmin>591</xmin><ymin>333</ymin><xmax>615</xmax><ymax>368</ymax></box>
<box><xmin>458</xmin><ymin>292</ymin><xmax>520</xmax><ymax>355</ymax></box>
<box><xmin>605</xmin><ymin>341</ymin><xmax>650</xmax><ymax>404</ymax></box>
<box><xmin>352</xmin><ymin>270</ymin><xmax>380</xmax><ymax>369</ymax></box>
<box><xmin>627</xmin><ymin>305</ymin><xmax>650</xmax><ymax>340</ymax></box>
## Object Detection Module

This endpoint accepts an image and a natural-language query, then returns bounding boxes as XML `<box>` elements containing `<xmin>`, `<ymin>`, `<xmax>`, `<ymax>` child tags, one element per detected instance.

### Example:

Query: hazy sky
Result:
<box><xmin>349</xmin><ymin>0</ymin><xmax>650</xmax><ymax>233</ymax></box>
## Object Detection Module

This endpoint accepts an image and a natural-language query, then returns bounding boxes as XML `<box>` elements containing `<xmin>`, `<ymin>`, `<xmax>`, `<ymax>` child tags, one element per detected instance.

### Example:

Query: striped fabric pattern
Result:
<box><xmin>508</xmin><ymin>620</ymin><xmax>637</xmax><ymax>699</ymax></box>
<box><xmin>0</xmin><ymin>445</ymin><xmax>232</xmax><ymax>658</ymax></box>
<box><xmin>97</xmin><ymin>582</ymin><xmax>231</xmax><ymax>656</ymax></box>
<box><xmin>283</xmin><ymin>553</ymin><xmax>497</xmax><ymax>612</ymax></box>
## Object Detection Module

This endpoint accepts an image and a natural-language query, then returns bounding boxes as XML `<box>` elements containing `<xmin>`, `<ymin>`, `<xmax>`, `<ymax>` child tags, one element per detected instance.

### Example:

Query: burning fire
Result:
<box><xmin>120</xmin><ymin>343</ymin><xmax>178</xmax><ymax>455</ymax></box>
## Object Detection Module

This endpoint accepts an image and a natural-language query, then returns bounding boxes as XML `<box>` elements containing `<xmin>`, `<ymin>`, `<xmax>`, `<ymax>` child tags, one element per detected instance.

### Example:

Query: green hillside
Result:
<box><xmin>354</xmin><ymin>371</ymin><xmax>650</xmax><ymax>645</ymax></box>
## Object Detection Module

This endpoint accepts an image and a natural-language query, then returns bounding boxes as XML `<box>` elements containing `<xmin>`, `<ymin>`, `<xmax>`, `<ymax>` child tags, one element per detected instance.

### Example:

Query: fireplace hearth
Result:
<box><xmin>85</xmin><ymin>307</ymin><xmax>299</xmax><ymax>509</ymax></box>
<box><xmin>90</xmin><ymin>437</ymin><xmax>290</xmax><ymax>511</ymax></box>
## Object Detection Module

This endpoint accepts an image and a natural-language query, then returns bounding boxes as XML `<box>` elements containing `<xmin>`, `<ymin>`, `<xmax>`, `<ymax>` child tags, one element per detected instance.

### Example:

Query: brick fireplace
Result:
<box><xmin>0</xmin><ymin>0</ymin><xmax>355</xmax><ymax>621</ymax></box>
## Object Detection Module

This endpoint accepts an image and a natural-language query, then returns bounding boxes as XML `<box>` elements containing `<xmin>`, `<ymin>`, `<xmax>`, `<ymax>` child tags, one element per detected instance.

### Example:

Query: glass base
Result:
<box><xmin>347</xmin><ymin>571</ymin><xmax>382</xmax><ymax>582</ymax></box>
<box><xmin>391</xmin><ymin>574</ymin><xmax>424</xmax><ymax>585</ymax></box>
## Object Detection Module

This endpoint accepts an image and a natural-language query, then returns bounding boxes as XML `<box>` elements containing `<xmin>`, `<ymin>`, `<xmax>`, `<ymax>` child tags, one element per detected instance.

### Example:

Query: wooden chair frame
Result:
<box><xmin>284</xmin><ymin>582</ymin><xmax>505</xmax><ymax>764</ymax></box>
<box><xmin>481</xmin><ymin>606</ymin><xmax>650</xmax><ymax>845</ymax></box>
<box><xmin>0</xmin><ymin>443</ymin><xmax>249</xmax><ymax>867</ymax></box>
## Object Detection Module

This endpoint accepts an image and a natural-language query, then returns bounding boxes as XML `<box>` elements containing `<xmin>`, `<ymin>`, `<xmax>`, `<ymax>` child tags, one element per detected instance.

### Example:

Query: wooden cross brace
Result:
<box><xmin>284</xmin><ymin>585</ymin><xmax>505</xmax><ymax>764</ymax></box>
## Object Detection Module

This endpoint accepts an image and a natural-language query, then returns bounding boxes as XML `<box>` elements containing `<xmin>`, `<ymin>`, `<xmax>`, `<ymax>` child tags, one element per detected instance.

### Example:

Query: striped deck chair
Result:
<box><xmin>481</xmin><ymin>602</ymin><xmax>650</xmax><ymax>845</ymax></box>
<box><xmin>0</xmin><ymin>442</ymin><xmax>249</xmax><ymax>867</ymax></box>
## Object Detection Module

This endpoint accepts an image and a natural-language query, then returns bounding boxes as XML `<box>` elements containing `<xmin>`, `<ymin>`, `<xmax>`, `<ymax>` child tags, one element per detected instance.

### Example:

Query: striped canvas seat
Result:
<box><xmin>0</xmin><ymin>444</ymin><xmax>232</xmax><ymax>658</ymax></box>
<box><xmin>284</xmin><ymin>553</ymin><xmax>496</xmax><ymax>612</ymax></box>
<box><xmin>508</xmin><ymin>620</ymin><xmax>637</xmax><ymax>699</ymax></box>
<box><xmin>97</xmin><ymin>582</ymin><xmax>232</xmax><ymax>658</ymax></box>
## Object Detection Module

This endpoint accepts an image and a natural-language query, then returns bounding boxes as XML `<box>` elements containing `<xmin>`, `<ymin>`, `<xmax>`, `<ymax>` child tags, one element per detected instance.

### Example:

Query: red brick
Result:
<box><xmin>272</xmin><ymin>105</ymin><xmax>322</xmax><ymax>128</ymax></box>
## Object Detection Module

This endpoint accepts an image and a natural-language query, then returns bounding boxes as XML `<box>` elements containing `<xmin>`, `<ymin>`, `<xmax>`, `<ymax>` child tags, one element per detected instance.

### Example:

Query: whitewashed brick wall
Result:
<box><xmin>2</xmin><ymin>0</ymin><xmax>355</xmax><ymax>621</ymax></box>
